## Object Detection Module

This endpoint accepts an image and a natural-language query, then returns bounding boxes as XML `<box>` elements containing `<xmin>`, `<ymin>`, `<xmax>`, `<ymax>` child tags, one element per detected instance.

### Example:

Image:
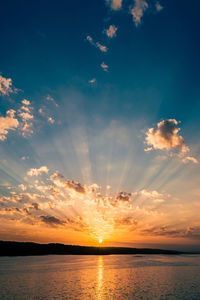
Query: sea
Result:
<box><xmin>0</xmin><ymin>254</ymin><xmax>200</xmax><ymax>299</ymax></box>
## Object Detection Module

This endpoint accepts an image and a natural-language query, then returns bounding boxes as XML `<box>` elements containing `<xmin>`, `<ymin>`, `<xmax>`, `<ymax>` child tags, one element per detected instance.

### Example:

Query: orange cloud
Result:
<box><xmin>105</xmin><ymin>25</ymin><xmax>118</xmax><ymax>38</ymax></box>
<box><xmin>106</xmin><ymin>0</ymin><xmax>122</xmax><ymax>10</ymax></box>
<box><xmin>86</xmin><ymin>36</ymin><xmax>108</xmax><ymax>52</ymax></box>
<box><xmin>130</xmin><ymin>0</ymin><xmax>148</xmax><ymax>27</ymax></box>
<box><xmin>0</xmin><ymin>109</ymin><xmax>19</xmax><ymax>141</ymax></box>
<box><xmin>0</xmin><ymin>75</ymin><xmax>18</xmax><ymax>95</ymax></box>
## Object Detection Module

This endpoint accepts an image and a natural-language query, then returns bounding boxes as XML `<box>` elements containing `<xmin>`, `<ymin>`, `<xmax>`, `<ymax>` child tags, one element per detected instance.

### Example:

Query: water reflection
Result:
<box><xmin>0</xmin><ymin>255</ymin><xmax>200</xmax><ymax>299</ymax></box>
<box><xmin>97</xmin><ymin>256</ymin><xmax>103</xmax><ymax>299</ymax></box>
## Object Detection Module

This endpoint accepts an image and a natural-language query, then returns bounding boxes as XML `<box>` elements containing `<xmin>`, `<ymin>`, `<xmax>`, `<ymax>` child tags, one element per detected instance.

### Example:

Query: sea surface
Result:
<box><xmin>0</xmin><ymin>254</ymin><xmax>200</xmax><ymax>299</ymax></box>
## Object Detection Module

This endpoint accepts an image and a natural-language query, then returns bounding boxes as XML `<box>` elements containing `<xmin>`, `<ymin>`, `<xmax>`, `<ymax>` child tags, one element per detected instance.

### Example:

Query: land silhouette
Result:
<box><xmin>0</xmin><ymin>241</ymin><xmax>188</xmax><ymax>256</ymax></box>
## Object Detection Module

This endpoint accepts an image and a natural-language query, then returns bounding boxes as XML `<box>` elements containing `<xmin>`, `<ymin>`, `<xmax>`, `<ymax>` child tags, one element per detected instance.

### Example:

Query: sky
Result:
<box><xmin>0</xmin><ymin>0</ymin><xmax>200</xmax><ymax>251</ymax></box>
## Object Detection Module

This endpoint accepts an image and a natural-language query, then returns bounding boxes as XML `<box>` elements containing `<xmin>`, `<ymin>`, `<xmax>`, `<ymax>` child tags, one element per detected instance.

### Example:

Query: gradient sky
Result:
<box><xmin>0</xmin><ymin>0</ymin><xmax>200</xmax><ymax>251</ymax></box>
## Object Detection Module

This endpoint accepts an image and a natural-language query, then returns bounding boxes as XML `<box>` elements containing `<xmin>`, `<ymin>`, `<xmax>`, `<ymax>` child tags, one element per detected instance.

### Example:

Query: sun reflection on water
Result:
<box><xmin>97</xmin><ymin>256</ymin><xmax>103</xmax><ymax>299</ymax></box>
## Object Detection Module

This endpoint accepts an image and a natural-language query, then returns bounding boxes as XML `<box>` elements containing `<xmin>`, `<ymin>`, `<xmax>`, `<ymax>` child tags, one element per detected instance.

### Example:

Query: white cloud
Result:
<box><xmin>106</xmin><ymin>0</ymin><xmax>123</xmax><ymax>10</ymax></box>
<box><xmin>0</xmin><ymin>75</ymin><xmax>18</xmax><ymax>96</ymax></box>
<box><xmin>101</xmin><ymin>62</ymin><xmax>109</xmax><ymax>72</ymax></box>
<box><xmin>130</xmin><ymin>0</ymin><xmax>148</xmax><ymax>27</ymax></box>
<box><xmin>0</xmin><ymin>109</ymin><xmax>19</xmax><ymax>141</ymax></box>
<box><xmin>145</xmin><ymin>119</ymin><xmax>189</xmax><ymax>155</ymax></box>
<box><xmin>105</xmin><ymin>25</ymin><xmax>118</xmax><ymax>38</ymax></box>
<box><xmin>27</xmin><ymin>166</ymin><xmax>49</xmax><ymax>176</ymax></box>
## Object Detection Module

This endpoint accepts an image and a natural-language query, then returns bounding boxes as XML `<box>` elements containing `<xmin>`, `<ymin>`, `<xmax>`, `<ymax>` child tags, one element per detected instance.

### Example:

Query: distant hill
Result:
<box><xmin>0</xmin><ymin>241</ymin><xmax>188</xmax><ymax>256</ymax></box>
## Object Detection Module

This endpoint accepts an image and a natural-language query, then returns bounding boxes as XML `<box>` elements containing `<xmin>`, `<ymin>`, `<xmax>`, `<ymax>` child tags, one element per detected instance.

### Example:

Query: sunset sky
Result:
<box><xmin>0</xmin><ymin>0</ymin><xmax>200</xmax><ymax>251</ymax></box>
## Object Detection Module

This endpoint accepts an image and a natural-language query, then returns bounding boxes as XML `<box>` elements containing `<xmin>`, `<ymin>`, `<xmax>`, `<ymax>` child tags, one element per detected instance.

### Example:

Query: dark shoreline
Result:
<box><xmin>0</xmin><ymin>241</ymin><xmax>195</xmax><ymax>256</ymax></box>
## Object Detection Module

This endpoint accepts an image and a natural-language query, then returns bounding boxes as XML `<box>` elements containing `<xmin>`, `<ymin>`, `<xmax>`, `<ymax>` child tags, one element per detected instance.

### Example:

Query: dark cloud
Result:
<box><xmin>64</xmin><ymin>180</ymin><xmax>86</xmax><ymax>194</ymax></box>
<box><xmin>142</xmin><ymin>226</ymin><xmax>200</xmax><ymax>240</ymax></box>
<box><xmin>40</xmin><ymin>215</ymin><xmax>65</xmax><ymax>226</ymax></box>
<box><xmin>116</xmin><ymin>192</ymin><xmax>131</xmax><ymax>202</ymax></box>
<box><xmin>115</xmin><ymin>217</ymin><xmax>137</xmax><ymax>227</ymax></box>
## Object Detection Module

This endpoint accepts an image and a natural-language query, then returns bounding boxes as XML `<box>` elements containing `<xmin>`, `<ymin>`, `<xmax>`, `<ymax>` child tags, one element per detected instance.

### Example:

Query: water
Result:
<box><xmin>0</xmin><ymin>254</ymin><xmax>200</xmax><ymax>299</ymax></box>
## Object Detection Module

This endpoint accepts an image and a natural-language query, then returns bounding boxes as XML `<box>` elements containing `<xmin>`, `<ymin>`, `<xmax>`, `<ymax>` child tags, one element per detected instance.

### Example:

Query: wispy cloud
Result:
<box><xmin>86</xmin><ymin>36</ymin><xmax>108</xmax><ymax>52</ymax></box>
<box><xmin>46</xmin><ymin>95</ymin><xmax>58</xmax><ymax>107</ymax></box>
<box><xmin>38</xmin><ymin>107</ymin><xmax>55</xmax><ymax>125</ymax></box>
<box><xmin>0</xmin><ymin>75</ymin><xmax>18</xmax><ymax>96</ymax></box>
<box><xmin>106</xmin><ymin>0</ymin><xmax>123</xmax><ymax>10</ymax></box>
<box><xmin>182</xmin><ymin>156</ymin><xmax>198</xmax><ymax>164</ymax></box>
<box><xmin>0</xmin><ymin>109</ymin><xmax>19</xmax><ymax>141</ymax></box>
<box><xmin>130</xmin><ymin>0</ymin><xmax>148</xmax><ymax>27</ymax></box>
<box><xmin>105</xmin><ymin>25</ymin><xmax>118</xmax><ymax>38</ymax></box>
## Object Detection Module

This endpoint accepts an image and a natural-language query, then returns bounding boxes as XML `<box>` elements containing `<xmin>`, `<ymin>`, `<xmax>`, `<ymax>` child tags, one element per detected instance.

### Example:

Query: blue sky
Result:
<box><xmin>0</xmin><ymin>0</ymin><xmax>200</xmax><ymax>250</ymax></box>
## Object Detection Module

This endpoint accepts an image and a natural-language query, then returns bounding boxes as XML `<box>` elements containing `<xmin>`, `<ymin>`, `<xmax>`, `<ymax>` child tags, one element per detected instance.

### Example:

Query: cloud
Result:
<box><xmin>86</xmin><ymin>36</ymin><xmax>108</xmax><ymax>52</ymax></box>
<box><xmin>0</xmin><ymin>109</ymin><xmax>19</xmax><ymax>141</ymax></box>
<box><xmin>21</xmin><ymin>99</ymin><xmax>30</xmax><ymax>106</ymax></box>
<box><xmin>47</xmin><ymin>117</ymin><xmax>55</xmax><ymax>124</ymax></box>
<box><xmin>89</xmin><ymin>78</ymin><xmax>96</xmax><ymax>84</ymax></box>
<box><xmin>130</xmin><ymin>0</ymin><xmax>148</xmax><ymax>27</ymax></box>
<box><xmin>39</xmin><ymin>107</ymin><xmax>55</xmax><ymax>124</ymax></box>
<box><xmin>101</xmin><ymin>62</ymin><xmax>109</xmax><ymax>72</ymax></box>
<box><xmin>155</xmin><ymin>2</ymin><xmax>163</xmax><ymax>12</ymax></box>
<box><xmin>145</xmin><ymin>119</ymin><xmax>189</xmax><ymax>155</ymax></box>
<box><xmin>105</xmin><ymin>25</ymin><xmax>118</xmax><ymax>38</ymax></box>
<box><xmin>96</xmin><ymin>42</ymin><xmax>108</xmax><ymax>52</ymax></box>
<box><xmin>18</xmin><ymin>99</ymin><xmax>34</xmax><ymax>136</ymax></box>
<box><xmin>115</xmin><ymin>216</ymin><xmax>137</xmax><ymax>227</ymax></box>
<box><xmin>64</xmin><ymin>180</ymin><xmax>86</xmax><ymax>194</ymax></box>
<box><xmin>50</xmin><ymin>171</ymin><xmax>86</xmax><ymax>194</ymax></box>
<box><xmin>182</xmin><ymin>156</ymin><xmax>198</xmax><ymax>164</ymax></box>
<box><xmin>106</xmin><ymin>0</ymin><xmax>123</xmax><ymax>10</ymax></box>
<box><xmin>1</xmin><ymin>166</ymin><xmax>200</xmax><ymax>242</ymax></box>
<box><xmin>46</xmin><ymin>95</ymin><xmax>58</xmax><ymax>107</ymax></box>
<box><xmin>0</xmin><ymin>75</ymin><xmax>18</xmax><ymax>96</ymax></box>
<box><xmin>27</xmin><ymin>166</ymin><xmax>49</xmax><ymax>176</ymax></box>
<box><xmin>41</xmin><ymin>215</ymin><xmax>65</xmax><ymax>226</ymax></box>
<box><xmin>18</xmin><ymin>184</ymin><xmax>27</xmax><ymax>191</ymax></box>
<box><xmin>142</xmin><ymin>225</ymin><xmax>200</xmax><ymax>240</ymax></box>
<box><xmin>116</xmin><ymin>191</ymin><xmax>131</xmax><ymax>202</ymax></box>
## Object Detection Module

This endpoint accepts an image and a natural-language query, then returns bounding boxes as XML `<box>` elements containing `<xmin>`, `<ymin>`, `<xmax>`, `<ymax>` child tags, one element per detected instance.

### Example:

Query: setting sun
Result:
<box><xmin>99</xmin><ymin>239</ymin><xmax>103</xmax><ymax>244</ymax></box>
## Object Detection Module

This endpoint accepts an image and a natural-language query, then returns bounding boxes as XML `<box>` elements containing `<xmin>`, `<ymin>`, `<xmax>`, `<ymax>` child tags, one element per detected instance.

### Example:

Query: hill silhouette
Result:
<box><xmin>0</xmin><ymin>241</ymin><xmax>186</xmax><ymax>256</ymax></box>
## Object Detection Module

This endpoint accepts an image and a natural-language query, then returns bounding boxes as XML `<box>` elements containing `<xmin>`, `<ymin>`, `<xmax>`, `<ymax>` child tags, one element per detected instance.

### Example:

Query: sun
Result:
<box><xmin>99</xmin><ymin>238</ymin><xmax>103</xmax><ymax>244</ymax></box>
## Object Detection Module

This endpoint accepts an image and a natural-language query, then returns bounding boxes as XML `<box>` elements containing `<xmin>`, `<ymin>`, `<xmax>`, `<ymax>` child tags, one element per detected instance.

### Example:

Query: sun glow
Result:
<box><xmin>99</xmin><ymin>239</ymin><xmax>103</xmax><ymax>244</ymax></box>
